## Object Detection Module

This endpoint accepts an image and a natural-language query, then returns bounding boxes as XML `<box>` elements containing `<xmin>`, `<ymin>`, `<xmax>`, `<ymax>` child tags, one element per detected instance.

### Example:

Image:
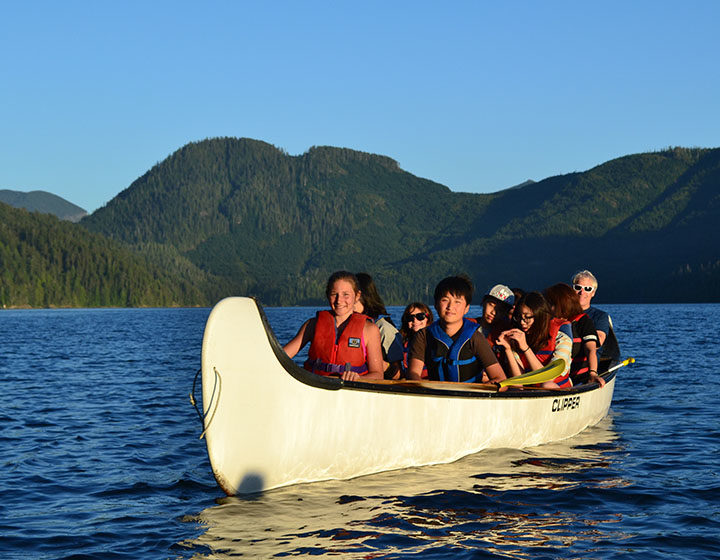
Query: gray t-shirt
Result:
<box><xmin>376</xmin><ymin>317</ymin><xmax>404</xmax><ymax>363</ymax></box>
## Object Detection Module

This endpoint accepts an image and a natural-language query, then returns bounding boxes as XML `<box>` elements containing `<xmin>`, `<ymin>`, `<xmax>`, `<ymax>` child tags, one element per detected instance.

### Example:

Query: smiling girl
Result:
<box><xmin>283</xmin><ymin>271</ymin><xmax>384</xmax><ymax>381</ymax></box>
<box><xmin>400</xmin><ymin>302</ymin><xmax>434</xmax><ymax>378</ymax></box>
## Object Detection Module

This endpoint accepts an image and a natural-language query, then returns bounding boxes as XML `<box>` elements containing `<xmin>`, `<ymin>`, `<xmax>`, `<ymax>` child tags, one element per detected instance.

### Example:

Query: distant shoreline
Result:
<box><xmin>3</xmin><ymin>301</ymin><xmax>718</xmax><ymax>311</ymax></box>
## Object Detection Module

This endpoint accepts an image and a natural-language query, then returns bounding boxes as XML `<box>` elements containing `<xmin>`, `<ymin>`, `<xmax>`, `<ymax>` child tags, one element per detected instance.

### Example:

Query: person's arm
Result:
<box><xmin>592</xmin><ymin>311</ymin><xmax>610</xmax><ymax>347</ymax></box>
<box><xmin>585</xmin><ymin>340</ymin><xmax>598</xmax><ymax>374</ymax></box>
<box><xmin>583</xmin><ymin>340</ymin><xmax>605</xmax><ymax>387</ymax></box>
<box><xmin>474</xmin><ymin>331</ymin><xmax>506</xmax><ymax>383</ymax></box>
<box><xmin>484</xmin><ymin>362</ymin><xmax>506</xmax><ymax>383</ymax></box>
<box><xmin>349</xmin><ymin>320</ymin><xmax>384</xmax><ymax>381</ymax></box>
<box><xmin>283</xmin><ymin>318</ymin><xmax>313</xmax><ymax>358</ymax></box>
<box><xmin>596</xmin><ymin>330</ymin><xmax>607</xmax><ymax>347</ymax></box>
<box><xmin>406</xmin><ymin>358</ymin><xmax>425</xmax><ymax>380</ymax></box>
<box><xmin>496</xmin><ymin>331</ymin><xmax>524</xmax><ymax>377</ymax></box>
<box><xmin>404</xmin><ymin>329</ymin><xmax>428</xmax><ymax>380</ymax></box>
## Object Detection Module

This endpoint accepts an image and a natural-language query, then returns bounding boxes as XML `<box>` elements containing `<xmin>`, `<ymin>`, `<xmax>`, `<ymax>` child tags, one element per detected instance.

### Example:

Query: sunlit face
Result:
<box><xmin>435</xmin><ymin>293</ymin><xmax>469</xmax><ymax>326</ymax></box>
<box><xmin>327</xmin><ymin>280</ymin><xmax>359</xmax><ymax>319</ymax></box>
<box><xmin>517</xmin><ymin>305</ymin><xmax>535</xmax><ymax>333</ymax></box>
<box><xmin>406</xmin><ymin>307</ymin><xmax>428</xmax><ymax>332</ymax></box>
<box><xmin>573</xmin><ymin>277</ymin><xmax>596</xmax><ymax>310</ymax></box>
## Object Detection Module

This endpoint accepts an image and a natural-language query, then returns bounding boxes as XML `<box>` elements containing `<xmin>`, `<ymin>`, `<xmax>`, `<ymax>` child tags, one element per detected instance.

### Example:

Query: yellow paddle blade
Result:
<box><xmin>498</xmin><ymin>359</ymin><xmax>566</xmax><ymax>387</ymax></box>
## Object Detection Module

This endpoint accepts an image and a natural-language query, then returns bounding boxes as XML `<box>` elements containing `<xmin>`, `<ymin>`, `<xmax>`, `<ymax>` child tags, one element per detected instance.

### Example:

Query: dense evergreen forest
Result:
<box><xmin>2</xmin><ymin>137</ymin><xmax>719</xmax><ymax>307</ymax></box>
<box><xmin>81</xmin><ymin>138</ymin><xmax>720</xmax><ymax>305</ymax></box>
<box><xmin>0</xmin><ymin>203</ymin><xmax>227</xmax><ymax>308</ymax></box>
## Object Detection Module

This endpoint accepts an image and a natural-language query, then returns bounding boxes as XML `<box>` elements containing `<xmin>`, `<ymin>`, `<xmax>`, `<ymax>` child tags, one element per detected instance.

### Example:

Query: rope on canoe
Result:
<box><xmin>189</xmin><ymin>366</ymin><xmax>222</xmax><ymax>440</ymax></box>
<box><xmin>190</xmin><ymin>368</ymin><xmax>203</xmax><ymax>423</ymax></box>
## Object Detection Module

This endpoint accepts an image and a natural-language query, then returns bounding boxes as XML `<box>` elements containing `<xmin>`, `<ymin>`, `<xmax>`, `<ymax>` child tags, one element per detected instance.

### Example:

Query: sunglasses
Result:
<box><xmin>573</xmin><ymin>284</ymin><xmax>595</xmax><ymax>293</ymax></box>
<box><xmin>518</xmin><ymin>313</ymin><xmax>534</xmax><ymax>322</ymax></box>
<box><xmin>407</xmin><ymin>312</ymin><xmax>427</xmax><ymax>322</ymax></box>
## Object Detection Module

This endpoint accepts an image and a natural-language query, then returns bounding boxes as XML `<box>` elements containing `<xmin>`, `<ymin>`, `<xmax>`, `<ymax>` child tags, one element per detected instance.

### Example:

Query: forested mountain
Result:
<box><xmin>0</xmin><ymin>189</ymin><xmax>87</xmax><ymax>222</ymax></box>
<box><xmin>81</xmin><ymin>138</ymin><xmax>720</xmax><ymax>305</ymax></box>
<box><xmin>0</xmin><ymin>202</ymin><xmax>226</xmax><ymax>308</ymax></box>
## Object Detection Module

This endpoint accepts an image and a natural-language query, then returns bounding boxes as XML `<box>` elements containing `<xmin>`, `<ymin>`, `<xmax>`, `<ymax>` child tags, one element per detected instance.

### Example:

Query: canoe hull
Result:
<box><xmin>201</xmin><ymin>297</ymin><xmax>616</xmax><ymax>495</ymax></box>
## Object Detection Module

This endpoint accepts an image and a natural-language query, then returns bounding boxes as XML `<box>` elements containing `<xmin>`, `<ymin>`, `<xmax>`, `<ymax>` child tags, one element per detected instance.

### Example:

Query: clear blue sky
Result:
<box><xmin>2</xmin><ymin>1</ymin><xmax>718</xmax><ymax>212</ymax></box>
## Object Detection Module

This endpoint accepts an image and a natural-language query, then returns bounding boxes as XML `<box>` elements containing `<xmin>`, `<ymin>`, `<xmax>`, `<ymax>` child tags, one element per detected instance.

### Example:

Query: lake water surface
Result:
<box><xmin>1</xmin><ymin>304</ymin><xmax>719</xmax><ymax>559</ymax></box>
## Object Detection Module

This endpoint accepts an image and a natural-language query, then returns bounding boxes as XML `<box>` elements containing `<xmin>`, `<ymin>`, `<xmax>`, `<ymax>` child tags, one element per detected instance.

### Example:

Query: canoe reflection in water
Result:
<box><xmin>184</xmin><ymin>416</ymin><xmax>632</xmax><ymax>559</ymax></box>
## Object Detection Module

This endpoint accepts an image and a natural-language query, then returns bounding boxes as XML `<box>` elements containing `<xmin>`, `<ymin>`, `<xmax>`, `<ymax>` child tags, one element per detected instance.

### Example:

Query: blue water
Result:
<box><xmin>1</xmin><ymin>304</ymin><xmax>719</xmax><ymax>559</ymax></box>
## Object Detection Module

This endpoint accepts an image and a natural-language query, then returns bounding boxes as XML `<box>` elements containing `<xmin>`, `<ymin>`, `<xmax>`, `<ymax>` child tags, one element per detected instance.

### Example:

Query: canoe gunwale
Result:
<box><xmin>254</xmin><ymin>297</ymin><xmax>615</xmax><ymax>400</ymax></box>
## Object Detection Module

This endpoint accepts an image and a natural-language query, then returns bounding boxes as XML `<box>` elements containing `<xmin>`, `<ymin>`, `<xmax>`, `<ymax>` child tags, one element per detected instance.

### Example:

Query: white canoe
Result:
<box><xmin>200</xmin><ymin>296</ymin><xmax>617</xmax><ymax>495</ymax></box>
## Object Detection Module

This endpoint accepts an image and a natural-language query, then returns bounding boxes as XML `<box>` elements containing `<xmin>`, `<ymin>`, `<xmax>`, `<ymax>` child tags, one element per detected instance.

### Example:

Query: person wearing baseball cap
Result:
<box><xmin>477</xmin><ymin>284</ymin><xmax>515</xmax><ymax>338</ymax></box>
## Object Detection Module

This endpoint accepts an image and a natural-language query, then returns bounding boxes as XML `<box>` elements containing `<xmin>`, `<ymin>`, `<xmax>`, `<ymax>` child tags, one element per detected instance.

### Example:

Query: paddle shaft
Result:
<box><xmin>361</xmin><ymin>359</ymin><xmax>565</xmax><ymax>392</ymax></box>
<box><xmin>376</xmin><ymin>378</ymin><xmax>501</xmax><ymax>392</ymax></box>
<box><xmin>603</xmin><ymin>357</ymin><xmax>635</xmax><ymax>375</ymax></box>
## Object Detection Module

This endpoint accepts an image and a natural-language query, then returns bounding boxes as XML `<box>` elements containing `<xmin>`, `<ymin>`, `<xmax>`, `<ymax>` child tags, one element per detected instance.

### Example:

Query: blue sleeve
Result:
<box><xmin>590</xmin><ymin>309</ymin><xmax>610</xmax><ymax>336</ymax></box>
<box><xmin>559</xmin><ymin>323</ymin><xmax>573</xmax><ymax>339</ymax></box>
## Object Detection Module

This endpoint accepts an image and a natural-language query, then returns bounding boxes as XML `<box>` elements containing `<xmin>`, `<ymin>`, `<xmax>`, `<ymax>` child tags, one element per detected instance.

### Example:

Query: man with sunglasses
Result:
<box><xmin>571</xmin><ymin>270</ymin><xmax>620</xmax><ymax>364</ymax></box>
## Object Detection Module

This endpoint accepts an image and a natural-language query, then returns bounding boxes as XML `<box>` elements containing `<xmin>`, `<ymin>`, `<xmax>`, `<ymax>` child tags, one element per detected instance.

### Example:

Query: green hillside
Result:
<box><xmin>81</xmin><ymin>138</ymin><xmax>720</xmax><ymax>305</ymax></box>
<box><xmin>82</xmin><ymin>138</ymin><xmax>495</xmax><ymax>303</ymax></box>
<box><xmin>0</xmin><ymin>202</ymin><xmax>224</xmax><ymax>308</ymax></box>
<box><xmin>0</xmin><ymin>189</ymin><xmax>88</xmax><ymax>222</ymax></box>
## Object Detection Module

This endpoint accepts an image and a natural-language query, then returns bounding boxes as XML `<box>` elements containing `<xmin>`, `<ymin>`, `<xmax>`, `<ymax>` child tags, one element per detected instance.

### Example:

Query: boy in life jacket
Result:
<box><xmin>406</xmin><ymin>276</ymin><xmax>506</xmax><ymax>384</ymax></box>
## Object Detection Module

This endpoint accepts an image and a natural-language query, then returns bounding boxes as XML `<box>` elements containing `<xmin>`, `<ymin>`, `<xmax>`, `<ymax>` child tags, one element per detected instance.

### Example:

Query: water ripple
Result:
<box><xmin>1</xmin><ymin>305</ymin><xmax>719</xmax><ymax>559</ymax></box>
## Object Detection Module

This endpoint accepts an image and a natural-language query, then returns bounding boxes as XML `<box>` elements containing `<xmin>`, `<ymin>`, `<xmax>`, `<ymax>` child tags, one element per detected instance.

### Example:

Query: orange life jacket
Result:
<box><xmin>305</xmin><ymin>310</ymin><xmax>369</xmax><ymax>376</ymax></box>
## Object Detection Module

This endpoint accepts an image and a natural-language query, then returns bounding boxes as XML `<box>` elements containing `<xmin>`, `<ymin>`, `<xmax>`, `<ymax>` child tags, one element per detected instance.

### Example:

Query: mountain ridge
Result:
<box><xmin>80</xmin><ymin>138</ymin><xmax>720</xmax><ymax>305</ymax></box>
<box><xmin>1</xmin><ymin>137</ymin><xmax>717</xmax><ymax>308</ymax></box>
<box><xmin>0</xmin><ymin>189</ymin><xmax>87</xmax><ymax>222</ymax></box>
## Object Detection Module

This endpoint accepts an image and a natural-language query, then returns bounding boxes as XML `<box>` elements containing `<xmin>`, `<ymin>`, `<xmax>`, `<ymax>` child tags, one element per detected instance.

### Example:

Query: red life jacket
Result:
<box><xmin>521</xmin><ymin>317</ymin><xmax>572</xmax><ymax>387</ymax></box>
<box><xmin>304</xmin><ymin>310</ymin><xmax>369</xmax><ymax>376</ymax></box>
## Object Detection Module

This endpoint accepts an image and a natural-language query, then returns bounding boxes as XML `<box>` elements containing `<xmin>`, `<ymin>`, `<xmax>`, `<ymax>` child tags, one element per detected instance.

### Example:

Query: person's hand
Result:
<box><xmin>506</xmin><ymin>328</ymin><xmax>528</xmax><ymax>349</ymax></box>
<box><xmin>496</xmin><ymin>331</ymin><xmax>512</xmax><ymax>349</ymax></box>
<box><xmin>341</xmin><ymin>370</ymin><xmax>360</xmax><ymax>382</ymax></box>
<box><xmin>590</xmin><ymin>372</ymin><xmax>606</xmax><ymax>388</ymax></box>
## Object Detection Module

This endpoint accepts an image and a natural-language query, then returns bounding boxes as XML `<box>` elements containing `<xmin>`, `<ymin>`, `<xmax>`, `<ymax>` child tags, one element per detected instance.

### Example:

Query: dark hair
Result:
<box><xmin>481</xmin><ymin>294</ymin><xmax>512</xmax><ymax>314</ymax></box>
<box><xmin>511</xmin><ymin>287</ymin><xmax>526</xmax><ymax>301</ymax></box>
<box><xmin>513</xmin><ymin>291</ymin><xmax>552</xmax><ymax>351</ymax></box>
<box><xmin>400</xmin><ymin>301</ymin><xmax>434</xmax><ymax>341</ymax></box>
<box><xmin>433</xmin><ymin>275</ymin><xmax>473</xmax><ymax>305</ymax></box>
<box><xmin>356</xmin><ymin>272</ymin><xmax>389</xmax><ymax>321</ymax></box>
<box><xmin>544</xmin><ymin>283</ymin><xmax>583</xmax><ymax>320</ymax></box>
<box><xmin>325</xmin><ymin>271</ymin><xmax>360</xmax><ymax>299</ymax></box>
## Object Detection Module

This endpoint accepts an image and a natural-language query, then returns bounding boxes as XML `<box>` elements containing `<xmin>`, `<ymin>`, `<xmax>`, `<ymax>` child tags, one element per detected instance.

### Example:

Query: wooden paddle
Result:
<box><xmin>359</xmin><ymin>359</ymin><xmax>566</xmax><ymax>392</ymax></box>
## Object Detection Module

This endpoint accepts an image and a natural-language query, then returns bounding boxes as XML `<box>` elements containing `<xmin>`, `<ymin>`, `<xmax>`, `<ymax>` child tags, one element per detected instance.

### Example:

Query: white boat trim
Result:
<box><xmin>201</xmin><ymin>297</ymin><xmax>616</xmax><ymax>495</ymax></box>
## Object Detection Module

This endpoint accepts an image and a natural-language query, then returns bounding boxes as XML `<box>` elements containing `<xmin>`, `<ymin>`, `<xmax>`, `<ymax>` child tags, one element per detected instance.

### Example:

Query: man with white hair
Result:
<box><xmin>571</xmin><ymin>270</ymin><xmax>620</xmax><ymax>363</ymax></box>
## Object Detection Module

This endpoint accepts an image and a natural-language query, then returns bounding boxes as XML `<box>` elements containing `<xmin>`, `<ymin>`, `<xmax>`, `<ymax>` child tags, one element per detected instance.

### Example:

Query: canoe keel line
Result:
<box><xmin>200</xmin><ymin>297</ymin><xmax>619</xmax><ymax>496</ymax></box>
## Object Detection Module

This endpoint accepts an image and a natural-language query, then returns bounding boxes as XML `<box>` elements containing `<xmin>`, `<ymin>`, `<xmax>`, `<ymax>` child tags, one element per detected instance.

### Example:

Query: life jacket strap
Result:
<box><xmin>304</xmin><ymin>358</ymin><xmax>368</xmax><ymax>375</ymax></box>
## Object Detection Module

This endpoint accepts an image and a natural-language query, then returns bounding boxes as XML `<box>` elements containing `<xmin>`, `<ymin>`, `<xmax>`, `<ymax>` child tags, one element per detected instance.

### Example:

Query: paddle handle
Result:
<box><xmin>604</xmin><ymin>357</ymin><xmax>635</xmax><ymax>375</ymax></box>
